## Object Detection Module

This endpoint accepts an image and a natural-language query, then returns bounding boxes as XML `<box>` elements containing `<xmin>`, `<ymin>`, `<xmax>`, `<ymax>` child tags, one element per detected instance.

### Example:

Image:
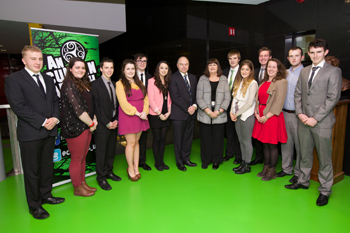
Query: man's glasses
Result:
<box><xmin>137</xmin><ymin>60</ymin><xmax>147</xmax><ymax>64</ymax></box>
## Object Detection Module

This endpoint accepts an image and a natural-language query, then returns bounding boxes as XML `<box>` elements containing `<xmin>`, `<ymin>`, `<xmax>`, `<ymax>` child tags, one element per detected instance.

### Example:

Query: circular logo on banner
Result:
<box><xmin>61</xmin><ymin>40</ymin><xmax>86</xmax><ymax>62</ymax></box>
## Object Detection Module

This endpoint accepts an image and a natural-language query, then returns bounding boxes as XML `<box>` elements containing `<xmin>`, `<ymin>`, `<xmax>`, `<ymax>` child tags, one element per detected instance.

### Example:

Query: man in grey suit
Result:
<box><xmin>277</xmin><ymin>47</ymin><xmax>304</xmax><ymax>183</ymax></box>
<box><xmin>285</xmin><ymin>39</ymin><xmax>342</xmax><ymax>207</ymax></box>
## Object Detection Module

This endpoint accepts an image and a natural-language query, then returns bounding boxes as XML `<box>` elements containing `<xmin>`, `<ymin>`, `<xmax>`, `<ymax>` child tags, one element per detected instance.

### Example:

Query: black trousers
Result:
<box><xmin>200</xmin><ymin>123</ymin><xmax>224</xmax><ymax>165</ymax></box>
<box><xmin>225</xmin><ymin>113</ymin><xmax>241</xmax><ymax>159</ymax></box>
<box><xmin>172</xmin><ymin>118</ymin><xmax>194</xmax><ymax>164</ymax></box>
<box><xmin>139</xmin><ymin>129</ymin><xmax>148</xmax><ymax>164</ymax></box>
<box><xmin>19</xmin><ymin>136</ymin><xmax>55</xmax><ymax>209</ymax></box>
<box><xmin>94</xmin><ymin>129</ymin><xmax>117</xmax><ymax>182</ymax></box>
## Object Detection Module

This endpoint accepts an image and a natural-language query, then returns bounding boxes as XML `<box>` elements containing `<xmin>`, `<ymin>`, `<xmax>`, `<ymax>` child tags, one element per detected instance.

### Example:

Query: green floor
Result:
<box><xmin>1</xmin><ymin>139</ymin><xmax>350</xmax><ymax>233</ymax></box>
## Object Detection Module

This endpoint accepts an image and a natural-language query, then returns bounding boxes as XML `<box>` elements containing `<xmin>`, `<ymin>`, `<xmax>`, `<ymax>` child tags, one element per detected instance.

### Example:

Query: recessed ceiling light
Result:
<box><xmin>1</xmin><ymin>49</ymin><xmax>6</xmax><ymax>51</ymax></box>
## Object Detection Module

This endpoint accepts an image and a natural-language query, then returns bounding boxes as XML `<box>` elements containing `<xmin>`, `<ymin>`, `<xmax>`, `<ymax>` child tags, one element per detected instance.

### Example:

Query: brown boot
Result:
<box><xmin>261</xmin><ymin>167</ymin><xmax>277</xmax><ymax>181</ymax></box>
<box><xmin>257</xmin><ymin>165</ymin><xmax>269</xmax><ymax>177</ymax></box>
<box><xmin>74</xmin><ymin>185</ymin><xmax>95</xmax><ymax>197</ymax></box>
<box><xmin>82</xmin><ymin>181</ymin><xmax>97</xmax><ymax>192</ymax></box>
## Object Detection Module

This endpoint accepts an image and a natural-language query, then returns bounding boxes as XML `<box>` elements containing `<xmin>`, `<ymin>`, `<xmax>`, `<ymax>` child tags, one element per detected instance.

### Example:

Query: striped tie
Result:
<box><xmin>184</xmin><ymin>74</ymin><xmax>192</xmax><ymax>105</ymax></box>
<box><xmin>229</xmin><ymin>69</ymin><xmax>235</xmax><ymax>91</ymax></box>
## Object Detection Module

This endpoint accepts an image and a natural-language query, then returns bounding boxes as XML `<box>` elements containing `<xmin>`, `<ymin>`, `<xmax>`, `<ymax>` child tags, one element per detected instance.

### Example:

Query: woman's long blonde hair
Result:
<box><xmin>232</xmin><ymin>60</ymin><xmax>255</xmax><ymax>98</ymax></box>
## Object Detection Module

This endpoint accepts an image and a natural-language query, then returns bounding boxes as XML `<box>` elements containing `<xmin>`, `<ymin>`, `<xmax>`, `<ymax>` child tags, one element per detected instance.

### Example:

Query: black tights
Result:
<box><xmin>152</xmin><ymin>127</ymin><xmax>168</xmax><ymax>165</ymax></box>
<box><xmin>263</xmin><ymin>143</ymin><xmax>279</xmax><ymax>168</ymax></box>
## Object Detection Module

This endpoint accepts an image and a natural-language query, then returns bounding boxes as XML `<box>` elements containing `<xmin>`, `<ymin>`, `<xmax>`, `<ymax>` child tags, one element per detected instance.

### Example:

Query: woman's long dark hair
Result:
<box><xmin>120</xmin><ymin>59</ymin><xmax>147</xmax><ymax>97</ymax></box>
<box><xmin>262</xmin><ymin>58</ymin><xmax>287</xmax><ymax>82</ymax></box>
<box><xmin>153</xmin><ymin>61</ymin><xmax>172</xmax><ymax>96</ymax></box>
<box><xmin>63</xmin><ymin>57</ymin><xmax>91</xmax><ymax>92</ymax></box>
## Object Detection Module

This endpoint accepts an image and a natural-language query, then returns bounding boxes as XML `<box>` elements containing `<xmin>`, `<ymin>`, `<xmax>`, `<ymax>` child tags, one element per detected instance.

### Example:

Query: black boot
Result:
<box><xmin>235</xmin><ymin>162</ymin><xmax>251</xmax><ymax>174</ymax></box>
<box><xmin>233</xmin><ymin>161</ymin><xmax>245</xmax><ymax>171</ymax></box>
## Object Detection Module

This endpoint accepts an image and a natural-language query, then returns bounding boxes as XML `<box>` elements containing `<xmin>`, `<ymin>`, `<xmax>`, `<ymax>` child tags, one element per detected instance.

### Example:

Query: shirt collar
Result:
<box><xmin>137</xmin><ymin>70</ymin><xmax>145</xmax><ymax>77</ymax></box>
<box><xmin>312</xmin><ymin>59</ymin><xmax>325</xmax><ymax>68</ymax></box>
<box><xmin>180</xmin><ymin>71</ymin><xmax>188</xmax><ymax>77</ymax></box>
<box><xmin>288</xmin><ymin>64</ymin><xmax>304</xmax><ymax>72</ymax></box>
<box><xmin>25</xmin><ymin>67</ymin><xmax>40</xmax><ymax>77</ymax></box>
<box><xmin>230</xmin><ymin>65</ymin><xmax>239</xmax><ymax>73</ymax></box>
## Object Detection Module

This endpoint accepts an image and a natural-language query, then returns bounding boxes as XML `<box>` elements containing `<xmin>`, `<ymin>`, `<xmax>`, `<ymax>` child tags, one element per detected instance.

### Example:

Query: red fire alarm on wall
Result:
<box><xmin>229</xmin><ymin>27</ymin><xmax>235</xmax><ymax>36</ymax></box>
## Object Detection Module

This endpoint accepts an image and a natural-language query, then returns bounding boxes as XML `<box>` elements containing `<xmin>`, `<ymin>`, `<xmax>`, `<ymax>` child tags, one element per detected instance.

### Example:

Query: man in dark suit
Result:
<box><xmin>251</xmin><ymin>47</ymin><xmax>272</xmax><ymax>165</ymax></box>
<box><xmin>169</xmin><ymin>56</ymin><xmax>198</xmax><ymax>171</ymax></box>
<box><xmin>91</xmin><ymin>58</ymin><xmax>121</xmax><ymax>191</ymax></box>
<box><xmin>5</xmin><ymin>45</ymin><xmax>64</xmax><ymax>220</ymax></box>
<box><xmin>222</xmin><ymin>49</ymin><xmax>242</xmax><ymax>164</ymax></box>
<box><xmin>134</xmin><ymin>53</ymin><xmax>152</xmax><ymax>171</ymax></box>
<box><xmin>285</xmin><ymin>39</ymin><xmax>342</xmax><ymax>206</ymax></box>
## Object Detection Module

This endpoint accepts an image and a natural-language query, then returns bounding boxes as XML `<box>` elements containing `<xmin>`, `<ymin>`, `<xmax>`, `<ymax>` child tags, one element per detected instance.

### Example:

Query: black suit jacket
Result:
<box><xmin>4</xmin><ymin>69</ymin><xmax>60</xmax><ymax>141</ymax></box>
<box><xmin>138</xmin><ymin>72</ymin><xmax>151</xmax><ymax>89</ymax></box>
<box><xmin>169</xmin><ymin>70</ymin><xmax>197</xmax><ymax>120</ymax></box>
<box><xmin>254</xmin><ymin>67</ymin><xmax>261</xmax><ymax>85</ymax></box>
<box><xmin>91</xmin><ymin>77</ymin><xmax>118</xmax><ymax>133</ymax></box>
<box><xmin>223</xmin><ymin>67</ymin><xmax>229</xmax><ymax>78</ymax></box>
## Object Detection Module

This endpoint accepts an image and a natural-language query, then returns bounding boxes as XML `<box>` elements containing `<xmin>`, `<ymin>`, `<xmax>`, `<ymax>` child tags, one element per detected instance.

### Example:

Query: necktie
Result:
<box><xmin>308</xmin><ymin>66</ymin><xmax>320</xmax><ymax>89</ymax></box>
<box><xmin>184</xmin><ymin>74</ymin><xmax>192</xmax><ymax>105</ymax></box>
<box><xmin>140</xmin><ymin>73</ymin><xmax>144</xmax><ymax>85</ymax></box>
<box><xmin>229</xmin><ymin>69</ymin><xmax>235</xmax><ymax>91</ymax></box>
<box><xmin>33</xmin><ymin>74</ymin><xmax>46</xmax><ymax>97</ymax></box>
<box><xmin>259</xmin><ymin>68</ymin><xmax>264</xmax><ymax>82</ymax></box>
<box><xmin>108</xmin><ymin>82</ymin><xmax>115</xmax><ymax>109</ymax></box>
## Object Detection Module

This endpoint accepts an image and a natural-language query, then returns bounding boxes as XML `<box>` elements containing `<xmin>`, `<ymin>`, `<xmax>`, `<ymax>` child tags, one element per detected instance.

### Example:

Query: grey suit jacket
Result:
<box><xmin>294</xmin><ymin>62</ymin><xmax>342</xmax><ymax>129</ymax></box>
<box><xmin>196</xmin><ymin>75</ymin><xmax>230</xmax><ymax>124</ymax></box>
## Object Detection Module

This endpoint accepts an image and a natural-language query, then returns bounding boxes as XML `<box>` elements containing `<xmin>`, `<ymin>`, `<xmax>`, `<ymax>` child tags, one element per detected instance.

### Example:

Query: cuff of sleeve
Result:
<box><xmin>42</xmin><ymin>118</ymin><xmax>47</xmax><ymax>127</ymax></box>
<box><xmin>192</xmin><ymin>104</ymin><xmax>197</xmax><ymax>109</ymax></box>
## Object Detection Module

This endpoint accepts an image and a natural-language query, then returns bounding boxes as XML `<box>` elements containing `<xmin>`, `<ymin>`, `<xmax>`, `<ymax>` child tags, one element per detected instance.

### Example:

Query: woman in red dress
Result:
<box><xmin>252</xmin><ymin>58</ymin><xmax>288</xmax><ymax>181</ymax></box>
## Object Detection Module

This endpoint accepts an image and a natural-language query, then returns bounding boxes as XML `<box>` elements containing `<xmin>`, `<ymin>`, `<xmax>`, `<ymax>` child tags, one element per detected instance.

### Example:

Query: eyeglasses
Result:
<box><xmin>136</xmin><ymin>60</ymin><xmax>147</xmax><ymax>64</ymax></box>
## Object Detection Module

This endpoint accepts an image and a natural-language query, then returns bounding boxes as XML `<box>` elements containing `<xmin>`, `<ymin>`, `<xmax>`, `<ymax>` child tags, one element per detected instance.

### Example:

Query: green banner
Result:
<box><xmin>31</xmin><ymin>28</ymin><xmax>99</xmax><ymax>186</ymax></box>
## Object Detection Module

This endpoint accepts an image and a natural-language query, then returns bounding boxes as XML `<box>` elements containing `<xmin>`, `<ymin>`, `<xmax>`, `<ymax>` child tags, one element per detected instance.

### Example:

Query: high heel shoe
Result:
<box><xmin>127</xmin><ymin>168</ymin><xmax>138</xmax><ymax>182</ymax></box>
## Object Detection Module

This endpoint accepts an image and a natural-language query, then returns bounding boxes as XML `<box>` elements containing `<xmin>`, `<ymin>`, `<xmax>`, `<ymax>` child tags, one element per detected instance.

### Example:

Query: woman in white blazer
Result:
<box><xmin>230</xmin><ymin>60</ymin><xmax>258</xmax><ymax>174</ymax></box>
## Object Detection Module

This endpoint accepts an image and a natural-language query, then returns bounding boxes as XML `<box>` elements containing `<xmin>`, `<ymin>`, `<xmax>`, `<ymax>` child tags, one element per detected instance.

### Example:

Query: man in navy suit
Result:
<box><xmin>91</xmin><ymin>58</ymin><xmax>121</xmax><ymax>191</ymax></box>
<box><xmin>5</xmin><ymin>45</ymin><xmax>64</xmax><ymax>220</ymax></box>
<box><xmin>134</xmin><ymin>53</ymin><xmax>152</xmax><ymax>171</ymax></box>
<box><xmin>169</xmin><ymin>56</ymin><xmax>198</xmax><ymax>171</ymax></box>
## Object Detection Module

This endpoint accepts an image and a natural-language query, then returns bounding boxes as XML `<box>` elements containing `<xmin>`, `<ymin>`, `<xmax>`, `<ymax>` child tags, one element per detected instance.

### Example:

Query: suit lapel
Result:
<box><xmin>21</xmin><ymin>69</ymin><xmax>46</xmax><ymax>99</ymax></box>
<box><xmin>309</xmin><ymin>63</ymin><xmax>328</xmax><ymax>92</ymax></box>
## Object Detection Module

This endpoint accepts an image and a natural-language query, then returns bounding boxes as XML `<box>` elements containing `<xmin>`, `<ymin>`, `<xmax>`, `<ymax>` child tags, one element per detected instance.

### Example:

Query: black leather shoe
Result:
<box><xmin>233</xmin><ymin>161</ymin><xmax>245</xmax><ymax>171</ymax></box>
<box><xmin>223</xmin><ymin>155</ymin><xmax>233</xmax><ymax>161</ymax></box>
<box><xmin>250</xmin><ymin>158</ymin><xmax>263</xmax><ymax>165</ymax></box>
<box><xmin>276</xmin><ymin>171</ymin><xmax>292</xmax><ymax>177</ymax></box>
<box><xmin>139</xmin><ymin>163</ymin><xmax>152</xmax><ymax>171</ymax></box>
<box><xmin>289</xmin><ymin>175</ymin><xmax>298</xmax><ymax>184</ymax></box>
<box><xmin>42</xmin><ymin>197</ymin><xmax>65</xmax><ymax>205</ymax></box>
<box><xmin>316</xmin><ymin>194</ymin><xmax>329</xmax><ymax>206</ymax></box>
<box><xmin>98</xmin><ymin>180</ymin><xmax>112</xmax><ymax>191</ymax></box>
<box><xmin>176</xmin><ymin>163</ymin><xmax>187</xmax><ymax>171</ymax></box>
<box><xmin>29</xmin><ymin>207</ymin><xmax>50</xmax><ymax>220</ymax></box>
<box><xmin>162</xmin><ymin>163</ymin><xmax>169</xmax><ymax>170</ymax></box>
<box><xmin>155</xmin><ymin>164</ymin><xmax>164</xmax><ymax>171</ymax></box>
<box><xmin>184</xmin><ymin>160</ymin><xmax>197</xmax><ymax>167</ymax></box>
<box><xmin>235</xmin><ymin>163</ymin><xmax>251</xmax><ymax>174</ymax></box>
<box><xmin>285</xmin><ymin>182</ymin><xmax>308</xmax><ymax>190</ymax></box>
<box><xmin>201</xmin><ymin>163</ymin><xmax>208</xmax><ymax>169</ymax></box>
<box><xmin>107</xmin><ymin>173</ymin><xmax>122</xmax><ymax>181</ymax></box>
<box><xmin>212</xmin><ymin>163</ymin><xmax>219</xmax><ymax>170</ymax></box>
<box><xmin>233</xmin><ymin>158</ymin><xmax>242</xmax><ymax>164</ymax></box>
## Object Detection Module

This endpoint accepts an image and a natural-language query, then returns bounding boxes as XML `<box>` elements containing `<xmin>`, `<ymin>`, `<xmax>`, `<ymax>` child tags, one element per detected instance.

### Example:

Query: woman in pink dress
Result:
<box><xmin>116</xmin><ymin>59</ymin><xmax>150</xmax><ymax>182</ymax></box>
<box><xmin>252</xmin><ymin>58</ymin><xmax>288</xmax><ymax>181</ymax></box>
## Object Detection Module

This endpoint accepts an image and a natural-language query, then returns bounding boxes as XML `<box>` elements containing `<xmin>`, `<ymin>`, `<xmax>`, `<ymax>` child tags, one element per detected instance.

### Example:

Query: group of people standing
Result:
<box><xmin>4</xmin><ymin>38</ymin><xmax>342</xmax><ymax>219</ymax></box>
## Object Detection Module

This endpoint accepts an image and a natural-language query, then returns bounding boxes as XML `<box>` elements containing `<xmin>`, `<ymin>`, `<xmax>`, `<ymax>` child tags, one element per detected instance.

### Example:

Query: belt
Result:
<box><xmin>259</xmin><ymin>103</ymin><xmax>266</xmax><ymax>106</ymax></box>
<box><xmin>283</xmin><ymin>108</ymin><xmax>295</xmax><ymax>113</ymax></box>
